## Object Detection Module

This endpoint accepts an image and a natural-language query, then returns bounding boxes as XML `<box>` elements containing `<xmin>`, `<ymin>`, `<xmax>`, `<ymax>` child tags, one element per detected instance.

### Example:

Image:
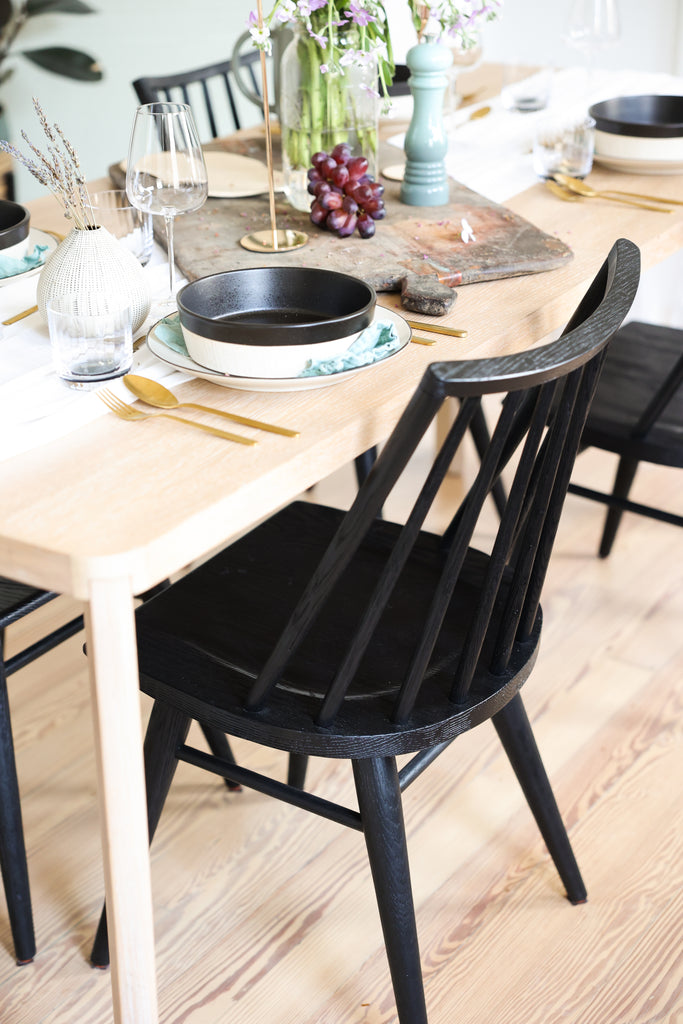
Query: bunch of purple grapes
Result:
<box><xmin>307</xmin><ymin>143</ymin><xmax>386</xmax><ymax>239</ymax></box>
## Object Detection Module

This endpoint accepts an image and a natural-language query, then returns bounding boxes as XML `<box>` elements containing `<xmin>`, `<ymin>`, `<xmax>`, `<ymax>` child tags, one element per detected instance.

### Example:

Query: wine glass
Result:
<box><xmin>126</xmin><ymin>102</ymin><xmax>208</xmax><ymax>310</ymax></box>
<box><xmin>565</xmin><ymin>0</ymin><xmax>620</xmax><ymax>89</ymax></box>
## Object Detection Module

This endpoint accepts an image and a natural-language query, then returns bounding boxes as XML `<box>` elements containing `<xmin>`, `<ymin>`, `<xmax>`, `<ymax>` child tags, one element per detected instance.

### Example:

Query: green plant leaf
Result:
<box><xmin>0</xmin><ymin>0</ymin><xmax>13</xmax><ymax>32</ymax></box>
<box><xmin>21</xmin><ymin>46</ymin><xmax>102</xmax><ymax>80</ymax></box>
<box><xmin>26</xmin><ymin>0</ymin><xmax>96</xmax><ymax>14</ymax></box>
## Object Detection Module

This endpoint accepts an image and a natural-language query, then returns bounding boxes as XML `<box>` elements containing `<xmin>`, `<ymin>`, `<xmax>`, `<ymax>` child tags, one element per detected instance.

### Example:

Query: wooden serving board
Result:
<box><xmin>110</xmin><ymin>145</ymin><xmax>572</xmax><ymax>316</ymax></box>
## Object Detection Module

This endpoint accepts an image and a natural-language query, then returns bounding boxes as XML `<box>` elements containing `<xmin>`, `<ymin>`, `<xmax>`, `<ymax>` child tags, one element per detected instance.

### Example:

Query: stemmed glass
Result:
<box><xmin>565</xmin><ymin>0</ymin><xmax>620</xmax><ymax>87</ymax></box>
<box><xmin>126</xmin><ymin>102</ymin><xmax>208</xmax><ymax>310</ymax></box>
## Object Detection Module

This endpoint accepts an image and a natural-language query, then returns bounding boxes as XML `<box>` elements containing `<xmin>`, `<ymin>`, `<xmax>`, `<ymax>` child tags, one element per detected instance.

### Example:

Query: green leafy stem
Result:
<box><xmin>0</xmin><ymin>0</ymin><xmax>103</xmax><ymax>88</ymax></box>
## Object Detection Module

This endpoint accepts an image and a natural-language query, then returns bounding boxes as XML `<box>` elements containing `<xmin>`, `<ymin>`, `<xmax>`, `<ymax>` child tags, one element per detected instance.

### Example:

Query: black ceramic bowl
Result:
<box><xmin>177</xmin><ymin>267</ymin><xmax>376</xmax><ymax>377</ymax></box>
<box><xmin>589</xmin><ymin>95</ymin><xmax>683</xmax><ymax>169</ymax></box>
<box><xmin>0</xmin><ymin>200</ymin><xmax>30</xmax><ymax>254</ymax></box>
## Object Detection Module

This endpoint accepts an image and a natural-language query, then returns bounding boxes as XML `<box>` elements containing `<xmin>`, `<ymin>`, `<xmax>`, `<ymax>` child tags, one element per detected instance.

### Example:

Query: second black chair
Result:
<box><xmin>133</xmin><ymin>53</ymin><xmax>262</xmax><ymax>139</ymax></box>
<box><xmin>91</xmin><ymin>239</ymin><xmax>640</xmax><ymax>1022</ymax></box>
<box><xmin>568</xmin><ymin>319</ymin><xmax>683</xmax><ymax>555</ymax></box>
<box><xmin>1</xmin><ymin>581</ymin><xmax>83</xmax><ymax>964</ymax></box>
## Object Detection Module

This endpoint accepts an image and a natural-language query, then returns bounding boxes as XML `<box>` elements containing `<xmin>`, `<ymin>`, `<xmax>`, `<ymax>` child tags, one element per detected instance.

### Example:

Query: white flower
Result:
<box><xmin>461</xmin><ymin>217</ymin><xmax>476</xmax><ymax>243</ymax></box>
<box><xmin>249</xmin><ymin>24</ymin><xmax>272</xmax><ymax>51</ymax></box>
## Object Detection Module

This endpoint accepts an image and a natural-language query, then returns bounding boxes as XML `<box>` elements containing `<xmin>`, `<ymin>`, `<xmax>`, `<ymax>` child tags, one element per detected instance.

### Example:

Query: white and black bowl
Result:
<box><xmin>0</xmin><ymin>201</ymin><xmax>31</xmax><ymax>259</ymax></box>
<box><xmin>589</xmin><ymin>94</ymin><xmax>683</xmax><ymax>170</ymax></box>
<box><xmin>177</xmin><ymin>267</ymin><xmax>376</xmax><ymax>378</ymax></box>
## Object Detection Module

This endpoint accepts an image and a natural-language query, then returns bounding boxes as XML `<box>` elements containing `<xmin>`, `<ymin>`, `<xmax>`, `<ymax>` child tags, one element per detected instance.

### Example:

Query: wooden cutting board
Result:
<box><xmin>110</xmin><ymin>147</ymin><xmax>572</xmax><ymax>316</ymax></box>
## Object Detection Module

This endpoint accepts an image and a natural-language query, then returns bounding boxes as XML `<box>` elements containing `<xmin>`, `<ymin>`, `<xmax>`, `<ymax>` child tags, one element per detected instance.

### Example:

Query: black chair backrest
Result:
<box><xmin>133</xmin><ymin>53</ymin><xmax>263</xmax><ymax>139</ymax></box>
<box><xmin>244</xmin><ymin>239</ymin><xmax>640</xmax><ymax>727</ymax></box>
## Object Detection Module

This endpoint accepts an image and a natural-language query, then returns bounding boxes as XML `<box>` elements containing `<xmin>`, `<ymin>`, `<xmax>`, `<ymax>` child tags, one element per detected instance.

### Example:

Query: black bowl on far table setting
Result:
<box><xmin>176</xmin><ymin>266</ymin><xmax>376</xmax><ymax>378</ymax></box>
<box><xmin>0</xmin><ymin>200</ymin><xmax>30</xmax><ymax>256</ymax></box>
<box><xmin>589</xmin><ymin>94</ymin><xmax>683</xmax><ymax>172</ymax></box>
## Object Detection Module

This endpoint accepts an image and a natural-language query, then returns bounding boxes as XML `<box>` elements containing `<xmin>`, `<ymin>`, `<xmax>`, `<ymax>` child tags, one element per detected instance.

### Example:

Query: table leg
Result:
<box><xmin>85</xmin><ymin>577</ymin><xmax>158</xmax><ymax>1024</ymax></box>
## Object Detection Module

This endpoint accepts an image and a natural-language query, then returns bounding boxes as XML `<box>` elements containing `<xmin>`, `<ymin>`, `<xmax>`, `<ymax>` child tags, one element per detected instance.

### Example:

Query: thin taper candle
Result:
<box><xmin>256</xmin><ymin>0</ymin><xmax>279</xmax><ymax>250</ymax></box>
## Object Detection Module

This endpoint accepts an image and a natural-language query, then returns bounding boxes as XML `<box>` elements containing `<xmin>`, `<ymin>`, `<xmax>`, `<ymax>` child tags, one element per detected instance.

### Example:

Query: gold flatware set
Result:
<box><xmin>547</xmin><ymin>173</ymin><xmax>680</xmax><ymax>212</ymax></box>
<box><xmin>98</xmin><ymin>375</ymin><xmax>299</xmax><ymax>444</ymax></box>
<box><xmin>407</xmin><ymin>320</ymin><xmax>468</xmax><ymax>345</ymax></box>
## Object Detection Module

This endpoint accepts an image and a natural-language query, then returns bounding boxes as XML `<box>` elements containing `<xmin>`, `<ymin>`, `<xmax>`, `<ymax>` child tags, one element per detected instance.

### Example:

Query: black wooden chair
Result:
<box><xmin>568</xmin><ymin>319</ymin><xmax>683</xmax><ymax>556</ymax></box>
<box><xmin>133</xmin><ymin>53</ymin><xmax>263</xmax><ymax>139</ymax></box>
<box><xmin>0</xmin><ymin>581</ymin><xmax>83</xmax><ymax>964</ymax></box>
<box><xmin>90</xmin><ymin>239</ymin><xmax>640</xmax><ymax>1018</ymax></box>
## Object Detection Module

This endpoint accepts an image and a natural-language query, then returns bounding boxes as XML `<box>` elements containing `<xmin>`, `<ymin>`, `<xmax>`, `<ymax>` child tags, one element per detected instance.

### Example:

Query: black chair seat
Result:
<box><xmin>0</xmin><ymin>580</ymin><xmax>56</xmax><ymax>627</ymax></box>
<box><xmin>137</xmin><ymin>502</ymin><xmax>538</xmax><ymax>758</ymax></box>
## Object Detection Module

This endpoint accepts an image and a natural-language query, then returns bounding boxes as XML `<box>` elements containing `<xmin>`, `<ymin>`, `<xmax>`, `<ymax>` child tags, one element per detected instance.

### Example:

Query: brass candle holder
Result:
<box><xmin>240</xmin><ymin>0</ymin><xmax>308</xmax><ymax>253</ymax></box>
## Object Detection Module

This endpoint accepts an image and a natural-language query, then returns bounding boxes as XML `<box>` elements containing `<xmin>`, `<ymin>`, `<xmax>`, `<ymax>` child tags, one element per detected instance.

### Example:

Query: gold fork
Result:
<box><xmin>98</xmin><ymin>389</ymin><xmax>257</xmax><ymax>445</ymax></box>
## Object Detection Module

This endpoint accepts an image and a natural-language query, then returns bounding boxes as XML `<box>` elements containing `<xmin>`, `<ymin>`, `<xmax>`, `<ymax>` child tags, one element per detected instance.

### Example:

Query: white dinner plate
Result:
<box><xmin>121</xmin><ymin>152</ymin><xmax>282</xmax><ymax>199</ymax></box>
<box><xmin>203</xmin><ymin>151</ymin><xmax>284</xmax><ymax>198</ymax></box>
<box><xmin>593</xmin><ymin>152</ymin><xmax>683</xmax><ymax>175</ymax></box>
<box><xmin>0</xmin><ymin>228</ymin><xmax>58</xmax><ymax>288</ymax></box>
<box><xmin>146</xmin><ymin>307</ymin><xmax>411</xmax><ymax>392</ymax></box>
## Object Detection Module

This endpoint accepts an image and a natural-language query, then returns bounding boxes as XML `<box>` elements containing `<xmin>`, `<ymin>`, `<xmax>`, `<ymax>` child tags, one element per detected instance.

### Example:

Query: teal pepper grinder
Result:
<box><xmin>400</xmin><ymin>38</ymin><xmax>453</xmax><ymax>206</ymax></box>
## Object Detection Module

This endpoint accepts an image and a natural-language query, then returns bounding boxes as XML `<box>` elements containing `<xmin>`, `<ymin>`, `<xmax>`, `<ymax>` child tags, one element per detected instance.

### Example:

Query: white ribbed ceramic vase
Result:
<box><xmin>37</xmin><ymin>225</ymin><xmax>151</xmax><ymax>332</ymax></box>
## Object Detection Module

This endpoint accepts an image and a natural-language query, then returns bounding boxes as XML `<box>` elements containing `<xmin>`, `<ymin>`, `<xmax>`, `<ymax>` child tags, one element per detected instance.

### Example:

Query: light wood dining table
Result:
<box><xmin>2</xmin><ymin>135</ymin><xmax>683</xmax><ymax>1022</ymax></box>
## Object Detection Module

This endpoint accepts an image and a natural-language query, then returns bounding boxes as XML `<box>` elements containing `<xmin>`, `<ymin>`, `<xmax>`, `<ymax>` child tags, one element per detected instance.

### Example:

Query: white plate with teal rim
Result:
<box><xmin>0</xmin><ymin>228</ymin><xmax>58</xmax><ymax>288</ymax></box>
<box><xmin>145</xmin><ymin>307</ymin><xmax>411</xmax><ymax>392</ymax></box>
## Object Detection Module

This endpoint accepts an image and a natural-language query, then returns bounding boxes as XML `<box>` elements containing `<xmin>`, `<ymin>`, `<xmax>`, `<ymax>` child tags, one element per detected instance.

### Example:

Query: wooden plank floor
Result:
<box><xmin>1</xmin><ymin>435</ymin><xmax>682</xmax><ymax>1024</ymax></box>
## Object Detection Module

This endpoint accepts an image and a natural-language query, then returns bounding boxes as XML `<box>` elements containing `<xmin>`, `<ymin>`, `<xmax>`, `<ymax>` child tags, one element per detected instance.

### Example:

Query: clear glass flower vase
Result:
<box><xmin>279</xmin><ymin>25</ymin><xmax>380</xmax><ymax>212</ymax></box>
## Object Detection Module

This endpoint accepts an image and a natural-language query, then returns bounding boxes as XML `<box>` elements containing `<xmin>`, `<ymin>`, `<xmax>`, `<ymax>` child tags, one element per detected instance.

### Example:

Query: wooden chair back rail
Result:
<box><xmin>242</xmin><ymin>238</ymin><xmax>640</xmax><ymax>727</ymax></box>
<box><xmin>133</xmin><ymin>52</ymin><xmax>262</xmax><ymax>137</ymax></box>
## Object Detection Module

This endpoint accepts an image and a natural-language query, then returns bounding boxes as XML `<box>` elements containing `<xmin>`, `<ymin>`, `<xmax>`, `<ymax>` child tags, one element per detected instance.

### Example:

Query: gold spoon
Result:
<box><xmin>551</xmin><ymin>174</ymin><xmax>672</xmax><ymax>213</ymax></box>
<box><xmin>554</xmin><ymin>172</ymin><xmax>683</xmax><ymax>207</ymax></box>
<box><xmin>545</xmin><ymin>180</ymin><xmax>582</xmax><ymax>202</ymax></box>
<box><xmin>123</xmin><ymin>375</ymin><xmax>300</xmax><ymax>437</ymax></box>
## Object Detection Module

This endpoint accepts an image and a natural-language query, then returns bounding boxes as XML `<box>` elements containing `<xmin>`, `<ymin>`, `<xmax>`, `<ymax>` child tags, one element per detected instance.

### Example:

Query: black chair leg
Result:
<box><xmin>353</xmin><ymin>757</ymin><xmax>428</xmax><ymax>1024</ymax></box>
<box><xmin>200</xmin><ymin>724</ymin><xmax>242</xmax><ymax>791</ymax></box>
<box><xmin>469</xmin><ymin>403</ymin><xmax>507</xmax><ymax>518</ymax></box>
<box><xmin>91</xmin><ymin>701</ymin><xmax>191</xmax><ymax>968</ymax></box>
<box><xmin>493</xmin><ymin>693</ymin><xmax>587</xmax><ymax>904</ymax></box>
<box><xmin>599</xmin><ymin>455</ymin><xmax>639</xmax><ymax>558</ymax></box>
<box><xmin>354</xmin><ymin>447</ymin><xmax>377</xmax><ymax>488</ymax></box>
<box><xmin>0</xmin><ymin>642</ymin><xmax>35</xmax><ymax>964</ymax></box>
<box><xmin>286</xmin><ymin>753</ymin><xmax>309</xmax><ymax>789</ymax></box>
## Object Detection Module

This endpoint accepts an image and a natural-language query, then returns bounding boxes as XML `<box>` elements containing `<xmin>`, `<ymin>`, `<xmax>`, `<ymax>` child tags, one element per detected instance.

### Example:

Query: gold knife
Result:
<box><xmin>405</xmin><ymin>319</ymin><xmax>468</xmax><ymax>339</ymax></box>
<box><xmin>2</xmin><ymin>304</ymin><xmax>38</xmax><ymax>326</ymax></box>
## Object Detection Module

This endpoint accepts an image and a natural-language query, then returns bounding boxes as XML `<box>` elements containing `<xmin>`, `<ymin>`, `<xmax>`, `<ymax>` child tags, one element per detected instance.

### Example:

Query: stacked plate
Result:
<box><xmin>176</xmin><ymin>267</ymin><xmax>377</xmax><ymax>378</ymax></box>
<box><xmin>590</xmin><ymin>94</ymin><xmax>683</xmax><ymax>174</ymax></box>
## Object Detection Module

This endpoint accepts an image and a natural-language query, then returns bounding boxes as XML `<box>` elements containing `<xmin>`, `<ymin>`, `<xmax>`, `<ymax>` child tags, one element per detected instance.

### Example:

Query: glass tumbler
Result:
<box><xmin>533</xmin><ymin>114</ymin><xmax>596</xmax><ymax>179</ymax></box>
<box><xmin>90</xmin><ymin>189</ymin><xmax>154</xmax><ymax>266</ymax></box>
<box><xmin>47</xmin><ymin>293</ymin><xmax>133</xmax><ymax>389</ymax></box>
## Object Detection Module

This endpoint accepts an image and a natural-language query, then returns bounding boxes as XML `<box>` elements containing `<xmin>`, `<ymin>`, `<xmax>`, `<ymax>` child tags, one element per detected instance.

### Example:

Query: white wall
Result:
<box><xmin>4</xmin><ymin>0</ymin><xmax>682</xmax><ymax>202</ymax></box>
<box><xmin>3</xmin><ymin>0</ymin><xmax>257</xmax><ymax>201</ymax></box>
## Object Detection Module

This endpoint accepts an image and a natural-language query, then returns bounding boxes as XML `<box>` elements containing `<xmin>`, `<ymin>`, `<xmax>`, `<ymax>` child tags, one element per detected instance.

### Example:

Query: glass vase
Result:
<box><xmin>279</xmin><ymin>25</ymin><xmax>380</xmax><ymax>212</ymax></box>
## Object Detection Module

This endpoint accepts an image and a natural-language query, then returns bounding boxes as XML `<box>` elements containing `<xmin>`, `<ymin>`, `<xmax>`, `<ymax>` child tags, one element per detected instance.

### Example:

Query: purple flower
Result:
<box><xmin>345</xmin><ymin>2</ymin><xmax>376</xmax><ymax>27</ymax></box>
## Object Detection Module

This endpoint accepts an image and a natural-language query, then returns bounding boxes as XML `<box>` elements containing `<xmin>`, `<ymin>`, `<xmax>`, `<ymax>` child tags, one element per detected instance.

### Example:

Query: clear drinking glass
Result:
<box><xmin>565</xmin><ymin>0</ymin><xmax>620</xmax><ymax>82</ymax></box>
<box><xmin>47</xmin><ymin>293</ymin><xmax>133</xmax><ymax>389</ymax></box>
<box><xmin>126</xmin><ymin>102</ymin><xmax>208</xmax><ymax>308</ymax></box>
<box><xmin>89</xmin><ymin>189</ymin><xmax>154</xmax><ymax>266</ymax></box>
<box><xmin>533</xmin><ymin>114</ymin><xmax>596</xmax><ymax>179</ymax></box>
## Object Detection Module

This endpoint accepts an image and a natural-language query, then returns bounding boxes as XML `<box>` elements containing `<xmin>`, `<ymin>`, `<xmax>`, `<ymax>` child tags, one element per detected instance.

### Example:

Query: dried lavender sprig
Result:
<box><xmin>1</xmin><ymin>99</ymin><xmax>95</xmax><ymax>229</ymax></box>
<box><xmin>33</xmin><ymin>96</ymin><xmax>93</xmax><ymax>227</ymax></box>
<box><xmin>0</xmin><ymin>140</ymin><xmax>74</xmax><ymax>220</ymax></box>
<box><xmin>54</xmin><ymin>119</ymin><xmax>95</xmax><ymax>228</ymax></box>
